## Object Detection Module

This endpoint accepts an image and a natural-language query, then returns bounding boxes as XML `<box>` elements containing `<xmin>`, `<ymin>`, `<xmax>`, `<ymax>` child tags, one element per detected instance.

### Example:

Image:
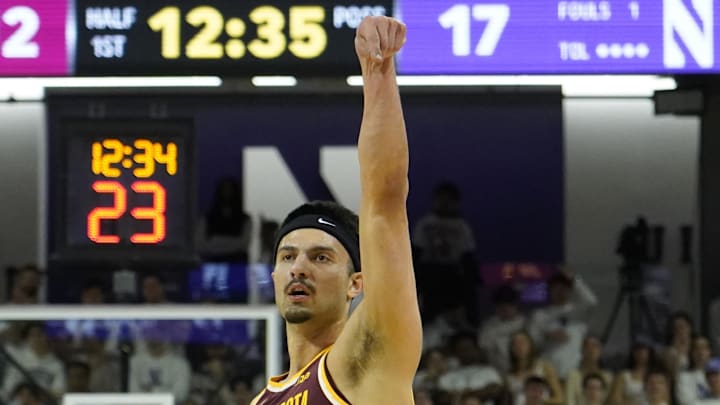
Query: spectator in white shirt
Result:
<box><xmin>609</xmin><ymin>340</ymin><xmax>659</xmax><ymax>405</ymax></box>
<box><xmin>479</xmin><ymin>284</ymin><xmax>527</xmax><ymax>373</ymax></box>
<box><xmin>128</xmin><ymin>339</ymin><xmax>190</xmax><ymax>403</ymax></box>
<box><xmin>438</xmin><ymin>331</ymin><xmax>504</xmax><ymax>405</ymax></box>
<box><xmin>528</xmin><ymin>270</ymin><xmax>598</xmax><ymax>379</ymax></box>
<box><xmin>676</xmin><ymin>335</ymin><xmax>712</xmax><ymax>405</ymax></box>
<box><xmin>1</xmin><ymin>322</ymin><xmax>65</xmax><ymax>401</ymax></box>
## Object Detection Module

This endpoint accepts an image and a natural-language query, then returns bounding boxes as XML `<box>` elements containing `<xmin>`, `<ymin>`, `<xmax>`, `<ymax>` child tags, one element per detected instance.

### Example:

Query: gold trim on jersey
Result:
<box><xmin>266</xmin><ymin>346</ymin><xmax>333</xmax><ymax>392</ymax></box>
<box><xmin>318</xmin><ymin>351</ymin><xmax>351</xmax><ymax>405</ymax></box>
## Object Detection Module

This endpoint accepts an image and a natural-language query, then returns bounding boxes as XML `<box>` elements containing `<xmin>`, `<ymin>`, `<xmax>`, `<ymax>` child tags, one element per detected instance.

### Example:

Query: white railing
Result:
<box><xmin>0</xmin><ymin>304</ymin><xmax>283</xmax><ymax>379</ymax></box>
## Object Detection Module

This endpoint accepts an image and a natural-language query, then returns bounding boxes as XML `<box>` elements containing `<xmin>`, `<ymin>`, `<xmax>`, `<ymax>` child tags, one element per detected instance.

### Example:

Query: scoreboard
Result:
<box><xmin>2</xmin><ymin>0</ymin><xmax>392</xmax><ymax>77</ymax></box>
<box><xmin>1</xmin><ymin>0</ymin><xmax>718</xmax><ymax>77</ymax></box>
<box><xmin>49</xmin><ymin>120</ymin><xmax>196</xmax><ymax>263</ymax></box>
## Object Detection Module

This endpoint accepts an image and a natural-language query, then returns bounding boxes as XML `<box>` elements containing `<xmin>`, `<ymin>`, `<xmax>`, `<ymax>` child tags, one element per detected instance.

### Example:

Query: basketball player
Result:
<box><xmin>250</xmin><ymin>15</ymin><xmax>422</xmax><ymax>405</ymax></box>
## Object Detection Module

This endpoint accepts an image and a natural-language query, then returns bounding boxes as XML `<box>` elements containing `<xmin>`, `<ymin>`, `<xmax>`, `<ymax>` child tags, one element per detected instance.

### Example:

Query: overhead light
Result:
<box><xmin>251</xmin><ymin>76</ymin><xmax>298</xmax><ymax>87</ymax></box>
<box><xmin>346</xmin><ymin>75</ymin><xmax>677</xmax><ymax>97</ymax></box>
<box><xmin>561</xmin><ymin>75</ymin><xmax>676</xmax><ymax>97</ymax></box>
<box><xmin>0</xmin><ymin>76</ymin><xmax>223</xmax><ymax>101</ymax></box>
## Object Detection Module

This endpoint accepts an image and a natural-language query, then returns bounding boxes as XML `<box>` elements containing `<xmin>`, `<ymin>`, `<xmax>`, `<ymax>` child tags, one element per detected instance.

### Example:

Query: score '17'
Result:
<box><xmin>439</xmin><ymin>4</ymin><xmax>510</xmax><ymax>57</ymax></box>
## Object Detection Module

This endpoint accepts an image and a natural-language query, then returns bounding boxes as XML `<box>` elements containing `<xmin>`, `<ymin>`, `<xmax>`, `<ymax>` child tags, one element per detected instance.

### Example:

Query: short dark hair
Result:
<box><xmin>10</xmin><ymin>382</ymin><xmax>40</xmax><ymax>400</ymax></box>
<box><xmin>548</xmin><ymin>272</ymin><xmax>573</xmax><ymax>288</ymax></box>
<box><xmin>230</xmin><ymin>375</ymin><xmax>254</xmax><ymax>391</ymax></box>
<box><xmin>524</xmin><ymin>375</ymin><xmax>548</xmax><ymax>389</ymax></box>
<box><xmin>645</xmin><ymin>367</ymin><xmax>671</xmax><ymax>384</ymax></box>
<box><xmin>433</xmin><ymin>181</ymin><xmax>461</xmax><ymax>200</ymax></box>
<box><xmin>627</xmin><ymin>340</ymin><xmax>657</xmax><ymax>370</ymax></box>
<box><xmin>142</xmin><ymin>272</ymin><xmax>165</xmax><ymax>284</ymax></box>
<box><xmin>582</xmin><ymin>372</ymin><xmax>606</xmax><ymax>389</ymax></box>
<box><xmin>665</xmin><ymin>310</ymin><xmax>694</xmax><ymax>344</ymax></box>
<box><xmin>449</xmin><ymin>330</ymin><xmax>479</xmax><ymax>349</ymax></box>
<box><xmin>21</xmin><ymin>321</ymin><xmax>45</xmax><ymax>340</ymax></box>
<box><xmin>82</xmin><ymin>278</ymin><xmax>106</xmax><ymax>292</ymax></box>
<box><xmin>67</xmin><ymin>360</ymin><xmax>91</xmax><ymax>375</ymax></box>
<box><xmin>493</xmin><ymin>284</ymin><xmax>519</xmax><ymax>304</ymax></box>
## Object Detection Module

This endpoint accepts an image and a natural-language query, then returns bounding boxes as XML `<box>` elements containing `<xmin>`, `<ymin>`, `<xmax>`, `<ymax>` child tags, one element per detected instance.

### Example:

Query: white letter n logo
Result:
<box><xmin>663</xmin><ymin>0</ymin><xmax>714</xmax><ymax>68</ymax></box>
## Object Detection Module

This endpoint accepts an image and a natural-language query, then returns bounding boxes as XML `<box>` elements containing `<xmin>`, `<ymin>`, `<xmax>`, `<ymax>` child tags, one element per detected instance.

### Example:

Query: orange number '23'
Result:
<box><xmin>87</xmin><ymin>180</ymin><xmax>167</xmax><ymax>244</ymax></box>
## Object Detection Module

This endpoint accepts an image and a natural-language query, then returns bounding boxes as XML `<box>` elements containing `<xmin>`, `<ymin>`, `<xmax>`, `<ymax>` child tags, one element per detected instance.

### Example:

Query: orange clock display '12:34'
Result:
<box><xmin>87</xmin><ymin>138</ymin><xmax>177</xmax><ymax>244</ymax></box>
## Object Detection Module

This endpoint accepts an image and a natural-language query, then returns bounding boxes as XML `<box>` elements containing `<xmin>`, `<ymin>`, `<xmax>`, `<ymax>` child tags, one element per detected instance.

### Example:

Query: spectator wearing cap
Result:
<box><xmin>528</xmin><ymin>268</ymin><xmax>598</xmax><ymax>379</ymax></box>
<box><xmin>698</xmin><ymin>357</ymin><xmax>720</xmax><ymax>402</ymax></box>
<box><xmin>676</xmin><ymin>335</ymin><xmax>712</xmax><ymax>405</ymax></box>
<box><xmin>479</xmin><ymin>284</ymin><xmax>527</xmax><ymax>373</ymax></box>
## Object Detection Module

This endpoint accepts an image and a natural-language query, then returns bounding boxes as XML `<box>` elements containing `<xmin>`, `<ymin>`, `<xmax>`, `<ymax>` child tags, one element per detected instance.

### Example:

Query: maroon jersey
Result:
<box><xmin>253</xmin><ymin>346</ymin><xmax>351</xmax><ymax>405</ymax></box>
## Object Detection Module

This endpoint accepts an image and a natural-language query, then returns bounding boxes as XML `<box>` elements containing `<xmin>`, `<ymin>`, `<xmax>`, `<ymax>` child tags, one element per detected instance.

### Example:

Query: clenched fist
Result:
<box><xmin>355</xmin><ymin>16</ymin><xmax>407</xmax><ymax>65</ymax></box>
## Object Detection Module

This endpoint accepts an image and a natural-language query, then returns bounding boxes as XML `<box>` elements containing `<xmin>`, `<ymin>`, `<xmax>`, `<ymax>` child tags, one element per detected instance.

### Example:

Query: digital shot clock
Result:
<box><xmin>49</xmin><ymin>120</ymin><xmax>196</xmax><ymax>264</ymax></box>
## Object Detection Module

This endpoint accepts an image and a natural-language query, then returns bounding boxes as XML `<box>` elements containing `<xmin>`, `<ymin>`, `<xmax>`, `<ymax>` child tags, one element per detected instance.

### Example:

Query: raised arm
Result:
<box><xmin>329</xmin><ymin>15</ymin><xmax>422</xmax><ymax>389</ymax></box>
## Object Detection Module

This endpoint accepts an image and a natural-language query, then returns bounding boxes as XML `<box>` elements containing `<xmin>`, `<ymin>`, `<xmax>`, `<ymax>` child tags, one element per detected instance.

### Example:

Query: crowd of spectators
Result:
<box><xmin>0</xmin><ymin>180</ymin><xmax>713</xmax><ymax>405</ymax></box>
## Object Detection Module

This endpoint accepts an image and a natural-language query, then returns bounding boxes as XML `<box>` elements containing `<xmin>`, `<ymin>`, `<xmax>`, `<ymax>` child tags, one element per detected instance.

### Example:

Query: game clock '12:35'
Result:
<box><xmin>148</xmin><ymin>5</ymin><xmax>327</xmax><ymax>60</ymax></box>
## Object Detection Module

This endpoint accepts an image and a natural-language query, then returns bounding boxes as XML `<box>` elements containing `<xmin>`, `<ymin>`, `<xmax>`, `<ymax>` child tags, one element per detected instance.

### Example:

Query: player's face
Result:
<box><xmin>272</xmin><ymin>228</ymin><xmax>361</xmax><ymax>324</ymax></box>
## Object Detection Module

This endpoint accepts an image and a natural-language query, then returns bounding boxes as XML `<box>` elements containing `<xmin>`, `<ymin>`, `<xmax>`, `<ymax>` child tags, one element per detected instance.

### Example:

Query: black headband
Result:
<box><xmin>273</xmin><ymin>214</ymin><xmax>361</xmax><ymax>273</ymax></box>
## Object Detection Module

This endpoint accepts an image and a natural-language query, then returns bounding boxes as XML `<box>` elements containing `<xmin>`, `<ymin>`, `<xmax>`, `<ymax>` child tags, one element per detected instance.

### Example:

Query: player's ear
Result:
<box><xmin>347</xmin><ymin>272</ymin><xmax>363</xmax><ymax>299</ymax></box>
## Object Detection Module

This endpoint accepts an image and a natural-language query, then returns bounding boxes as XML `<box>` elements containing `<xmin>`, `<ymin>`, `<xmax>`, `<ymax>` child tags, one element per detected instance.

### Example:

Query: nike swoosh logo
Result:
<box><xmin>318</xmin><ymin>217</ymin><xmax>336</xmax><ymax>227</ymax></box>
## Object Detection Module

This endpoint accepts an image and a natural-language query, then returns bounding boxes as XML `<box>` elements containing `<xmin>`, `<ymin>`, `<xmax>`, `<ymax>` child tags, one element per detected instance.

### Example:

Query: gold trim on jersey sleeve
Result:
<box><xmin>318</xmin><ymin>351</ymin><xmax>351</xmax><ymax>405</ymax></box>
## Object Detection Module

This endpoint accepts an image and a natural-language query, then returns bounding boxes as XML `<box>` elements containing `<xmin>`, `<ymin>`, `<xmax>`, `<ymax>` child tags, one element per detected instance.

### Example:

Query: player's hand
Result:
<box><xmin>355</xmin><ymin>16</ymin><xmax>406</xmax><ymax>65</ymax></box>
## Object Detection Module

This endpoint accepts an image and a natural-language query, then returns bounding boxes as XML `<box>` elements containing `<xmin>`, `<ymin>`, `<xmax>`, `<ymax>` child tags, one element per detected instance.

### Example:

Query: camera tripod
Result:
<box><xmin>601</xmin><ymin>266</ymin><xmax>662</xmax><ymax>345</ymax></box>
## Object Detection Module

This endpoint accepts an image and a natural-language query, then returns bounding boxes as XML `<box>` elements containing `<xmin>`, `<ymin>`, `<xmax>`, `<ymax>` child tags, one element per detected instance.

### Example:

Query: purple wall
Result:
<box><xmin>196</xmin><ymin>92</ymin><xmax>564</xmax><ymax>263</ymax></box>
